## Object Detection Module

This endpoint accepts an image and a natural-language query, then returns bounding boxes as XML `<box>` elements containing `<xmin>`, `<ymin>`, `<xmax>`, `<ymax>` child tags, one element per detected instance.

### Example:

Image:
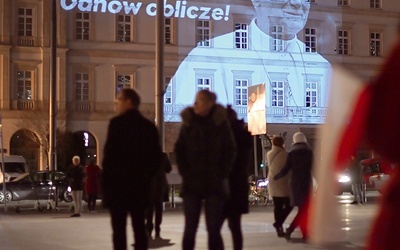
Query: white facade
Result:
<box><xmin>0</xmin><ymin>0</ymin><xmax>399</xmax><ymax>169</ymax></box>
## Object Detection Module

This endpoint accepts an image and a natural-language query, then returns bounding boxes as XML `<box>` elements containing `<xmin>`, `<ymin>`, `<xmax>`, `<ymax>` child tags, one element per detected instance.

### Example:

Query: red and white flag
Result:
<box><xmin>309</xmin><ymin>38</ymin><xmax>400</xmax><ymax>247</ymax></box>
<box><xmin>308</xmin><ymin>65</ymin><xmax>370</xmax><ymax>245</ymax></box>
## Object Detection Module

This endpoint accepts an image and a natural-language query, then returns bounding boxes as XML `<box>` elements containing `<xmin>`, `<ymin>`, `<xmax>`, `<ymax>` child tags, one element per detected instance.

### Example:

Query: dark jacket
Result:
<box><xmin>275</xmin><ymin>142</ymin><xmax>313</xmax><ymax>207</ymax></box>
<box><xmin>149</xmin><ymin>153</ymin><xmax>172</xmax><ymax>204</ymax></box>
<box><xmin>66</xmin><ymin>164</ymin><xmax>85</xmax><ymax>191</ymax></box>
<box><xmin>174</xmin><ymin>105</ymin><xmax>236</xmax><ymax>199</ymax></box>
<box><xmin>225</xmin><ymin>118</ymin><xmax>252</xmax><ymax>215</ymax></box>
<box><xmin>102</xmin><ymin>109</ymin><xmax>162</xmax><ymax>209</ymax></box>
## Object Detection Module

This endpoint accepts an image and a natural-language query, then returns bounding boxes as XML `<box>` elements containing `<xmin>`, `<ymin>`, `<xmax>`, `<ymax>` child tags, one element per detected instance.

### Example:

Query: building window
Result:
<box><xmin>305</xmin><ymin>82</ymin><xmax>318</xmax><ymax>107</ymax></box>
<box><xmin>164</xmin><ymin>77</ymin><xmax>172</xmax><ymax>104</ymax></box>
<box><xmin>18</xmin><ymin>8</ymin><xmax>33</xmax><ymax>37</ymax></box>
<box><xmin>235</xmin><ymin>79</ymin><xmax>248</xmax><ymax>106</ymax></box>
<box><xmin>235</xmin><ymin>23</ymin><xmax>248</xmax><ymax>49</ymax></box>
<box><xmin>305</xmin><ymin>28</ymin><xmax>317</xmax><ymax>53</ymax></box>
<box><xmin>338</xmin><ymin>30</ymin><xmax>350</xmax><ymax>55</ymax></box>
<box><xmin>370</xmin><ymin>0</ymin><xmax>381</xmax><ymax>8</ymax></box>
<box><xmin>75</xmin><ymin>73</ymin><xmax>89</xmax><ymax>101</ymax></box>
<box><xmin>116</xmin><ymin>74</ymin><xmax>131</xmax><ymax>98</ymax></box>
<box><xmin>338</xmin><ymin>0</ymin><xmax>349</xmax><ymax>6</ymax></box>
<box><xmin>117</xmin><ymin>15</ymin><xmax>131</xmax><ymax>42</ymax></box>
<box><xmin>370</xmin><ymin>32</ymin><xmax>381</xmax><ymax>57</ymax></box>
<box><xmin>271</xmin><ymin>25</ymin><xmax>284</xmax><ymax>52</ymax></box>
<box><xmin>17</xmin><ymin>71</ymin><xmax>32</xmax><ymax>100</ymax></box>
<box><xmin>197</xmin><ymin>77</ymin><xmax>211</xmax><ymax>91</ymax></box>
<box><xmin>196</xmin><ymin>20</ymin><xmax>211</xmax><ymax>47</ymax></box>
<box><xmin>76</xmin><ymin>12</ymin><xmax>90</xmax><ymax>40</ymax></box>
<box><xmin>271</xmin><ymin>81</ymin><xmax>284</xmax><ymax>107</ymax></box>
<box><xmin>165</xmin><ymin>18</ymin><xmax>174</xmax><ymax>45</ymax></box>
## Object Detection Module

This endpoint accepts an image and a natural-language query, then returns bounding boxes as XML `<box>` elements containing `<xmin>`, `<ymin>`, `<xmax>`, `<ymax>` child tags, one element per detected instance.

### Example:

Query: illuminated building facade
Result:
<box><xmin>0</xmin><ymin>0</ymin><xmax>399</xmax><ymax>169</ymax></box>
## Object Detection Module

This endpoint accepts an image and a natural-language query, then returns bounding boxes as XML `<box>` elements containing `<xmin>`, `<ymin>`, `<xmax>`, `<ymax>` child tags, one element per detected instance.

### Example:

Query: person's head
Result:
<box><xmin>193</xmin><ymin>89</ymin><xmax>217</xmax><ymax>116</ymax></box>
<box><xmin>272</xmin><ymin>136</ymin><xmax>285</xmax><ymax>147</ymax></box>
<box><xmin>116</xmin><ymin>88</ymin><xmax>141</xmax><ymax>114</ymax></box>
<box><xmin>226</xmin><ymin>104</ymin><xmax>238</xmax><ymax>122</ymax></box>
<box><xmin>251</xmin><ymin>0</ymin><xmax>311</xmax><ymax>40</ymax></box>
<box><xmin>292</xmin><ymin>132</ymin><xmax>307</xmax><ymax>144</ymax></box>
<box><xmin>72</xmin><ymin>156</ymin><xmax>80</xmax><ymax>166</ymax></box>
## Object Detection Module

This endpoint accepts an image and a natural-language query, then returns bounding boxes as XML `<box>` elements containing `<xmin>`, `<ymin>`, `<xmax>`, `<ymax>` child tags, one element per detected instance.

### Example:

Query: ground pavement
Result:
<box><xmin>0</xmin><ymin>193</ymin><xmax>380</xmax><ymax>250</ymax></box>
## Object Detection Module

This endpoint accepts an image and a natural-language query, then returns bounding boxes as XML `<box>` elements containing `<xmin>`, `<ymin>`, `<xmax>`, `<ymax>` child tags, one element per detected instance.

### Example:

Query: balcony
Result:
<box><xmin>17</xmin><ymin>36</ymin><xmax>35</xmax><ymax>47</ymax></box>
<box><xmin>68</xmin><ymin>101</ymin><xmax>92</xmax><ymax>112</ymax></box>
<box><xmin>11</xmin><ymin>99</ymin><xmax>34</xmax><ymax>110</ymax></box>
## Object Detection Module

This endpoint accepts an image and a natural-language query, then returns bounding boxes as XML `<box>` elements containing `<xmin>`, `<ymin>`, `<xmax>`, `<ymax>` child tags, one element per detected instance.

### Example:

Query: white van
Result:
<box><xmin>0</xmin><ymin>155</ymin><xmax>29</xmax><ymax>182</ymax></box>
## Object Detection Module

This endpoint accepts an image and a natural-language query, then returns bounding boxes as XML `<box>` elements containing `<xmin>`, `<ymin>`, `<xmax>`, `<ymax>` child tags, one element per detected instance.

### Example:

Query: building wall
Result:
<box><xmin>0</xmin><ymin>0</ymin><xmax>399</xmax><ymax>169</ymax></box>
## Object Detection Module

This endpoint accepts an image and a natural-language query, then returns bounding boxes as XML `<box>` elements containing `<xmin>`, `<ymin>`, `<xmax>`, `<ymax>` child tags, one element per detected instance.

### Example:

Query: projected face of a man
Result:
<box><xmin>252</xmin><ymin>0</ymin><xmax>310</xmax><ymax>40</ymax></box>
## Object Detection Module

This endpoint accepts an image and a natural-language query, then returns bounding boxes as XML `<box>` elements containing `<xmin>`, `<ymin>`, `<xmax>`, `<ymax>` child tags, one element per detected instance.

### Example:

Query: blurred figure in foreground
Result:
<box><xmin>267</xmin><ymin>136</ymin><xmax>292</xmax><ymax>237</ymax></box>
<box><xmin>274</xmin><ymin>132</ymin><xmax>313</xmax><ymax>241</ymax></box>
<box><xmin>174</xmin><ymin>90</ymin><xmax>236</xmax><ymax>250</ymax></box>
<box><xmin>85</xmin><ymin>159</ymin><xmax>101</xmax><ymax>212</ymax></box>
<box><xmin>102</xmin><ymin>88</ymin><xmax>162</xmax><ymax>250</ymax></box>
<box><xmin>224</xmin><ymin>105</ymin><xmax>252</xmax><ymax>250</ymax></box>
<box><xmin>146</xmin><ymin>152</ymin><xmax>172</xmax><ymax>239</ymax></box>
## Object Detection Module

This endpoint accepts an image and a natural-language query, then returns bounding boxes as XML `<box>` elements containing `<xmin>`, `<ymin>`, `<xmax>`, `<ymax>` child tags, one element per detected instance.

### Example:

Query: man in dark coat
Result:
<box><xmin>274</xmin><ymin>132</ymin><xmax>313</xmax><ymax>241</ymax></box>
<box><xmin>174</xmin><ymin>90</ymin><xmax>236</xmax><ymax>250</ymax></box>
<box><xmin>102</xmin><ymin>88</ymin><xmax>162</xmax><ymax>250</ymax></box>
<box><xmin>66</xmin><ymin>155</ymin><xmax>85</xmax><ymax>217</ymax></box>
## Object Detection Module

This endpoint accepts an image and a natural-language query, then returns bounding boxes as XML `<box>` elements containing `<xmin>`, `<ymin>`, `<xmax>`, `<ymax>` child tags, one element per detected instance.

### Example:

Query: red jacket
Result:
<box><xmin>85</xmin><ymin>163</ymin><xmax>101</xmax><ymax>194</ymax></box>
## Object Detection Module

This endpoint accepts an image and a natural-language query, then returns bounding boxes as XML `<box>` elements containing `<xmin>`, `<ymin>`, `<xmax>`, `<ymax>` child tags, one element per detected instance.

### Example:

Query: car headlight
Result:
<box><xmin>339</xmin><ymin>175</ymin><xmax>351</xmax><ymax>183</ymax></box>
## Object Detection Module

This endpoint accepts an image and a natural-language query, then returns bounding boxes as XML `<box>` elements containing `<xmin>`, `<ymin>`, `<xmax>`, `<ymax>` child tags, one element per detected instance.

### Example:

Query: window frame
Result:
<box><xmin>116</xmin><ymin>14</ymin><xmax>133</xmax><ymax>42</ymax></box>
<box><xmin>74</xmin><ymin>73</ymin><xmax>90</xmax><ymax>101</ymax></box>
<box><xmin>115</xmin><ymin>74</ymin><xmax>134</xmax><ymax>98</ymax></box>
<box><xmin>370</xmin><ymin>0</ymin><xmax>381</xmax><ymax>9</ymax></box>
<box><xmin>305</xmin><ymin>81</ymin><xmax>318</xmax><ymax>108</ymax></box>
<box><xmin>234</xmin><ymin>79</ymin><xmax>249</xmax><ymax>106</ymax></box>
<box><xmin>164</xmin><ymin>76</ymin><xmax>173</xmax><ymax>105</ymax></box>
<box><xmin>337</xmin><ymin>29</ymin><xmax>350</xmax><ymax>55</ymax></box>
<box><xmin>17</xmin><ymin>7</ymin><xmax>33</xmax><ymax>37</ymax></box>
<box><xmin>75</xmin><ymin>11</ymin><xmax>90</xmax><ymax>40</ymax></box>
<box><xmin>370</xmin><ymin>31</ymin><xmax>382</xmax><ymax>57</ymax></box>
<box><xmin>234</xmin><ymin>23</ymin><xmax>249</xmax><ymax>50</ymax></box>
<box><xmin>196</xmin><ymin>20</ymin><xmax>211</xmax><ymax>47</ymax></box>
<box><xmin>165</xmin><ymin>18</ymin><xmax>175</xmax><ymax>45</ymax></box>
<box><xmin>337</xmin><ymin>0</ymin><xmax>350</xmax><ymax>6</ymax></box>
<box><xmin>16</xmin><ymin>70</ymin><xmax>33</xmax><ymax>100</ymax></box>
<box><xmin>271</xmin><ymin>25</ymin><xmax>284</xmax><ymax>52</ymax></box>
<box><xmin>304</xmin><ymin>27</ymin><xmax>318</xmax><ymax>53</ymax></box>
<box><xmin>271</xmin><ymin>81</ymin><xmax>285</xmax><ymax>107</ymax></box>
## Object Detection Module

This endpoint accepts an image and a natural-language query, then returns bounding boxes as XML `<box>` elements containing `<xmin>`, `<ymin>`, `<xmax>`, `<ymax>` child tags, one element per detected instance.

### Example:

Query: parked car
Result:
<box><xmin>0</xmin><ymin>155</ymin><xmax>29</xmax><ymax>182</ymax></box>
<box><xmin>361</xmin><ymin>158</ymin><xmax>395</xmax><ymax>193</ymax></box>
<box><xmin>337</xmin><ymin>158</ymin><xmax>396</xmax><ymax>195</ymax></box>
<box><xmin>0</xmin><ymin>170</ymin><xmax>72</xmax><ymax>203</ymax></box>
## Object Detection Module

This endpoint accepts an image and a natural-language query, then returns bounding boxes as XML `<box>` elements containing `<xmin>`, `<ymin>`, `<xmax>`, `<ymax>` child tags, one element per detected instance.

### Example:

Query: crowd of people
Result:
<box><xmin>96</xmin><ymin>85</ymin><xmax>316</xmax><ymax>250</ymax></box>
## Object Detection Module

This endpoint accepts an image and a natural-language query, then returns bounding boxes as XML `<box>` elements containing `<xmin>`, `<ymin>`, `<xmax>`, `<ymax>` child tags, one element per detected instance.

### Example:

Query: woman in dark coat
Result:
<box><xmin>274</xmin><ymin>132</ymin><xmax>313</xmax><ymax>241</ymax></box>
<box><xmin>224</xmin><ymin>105</ymin><xmax>252</xmax><ymax>250</ymax></box>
